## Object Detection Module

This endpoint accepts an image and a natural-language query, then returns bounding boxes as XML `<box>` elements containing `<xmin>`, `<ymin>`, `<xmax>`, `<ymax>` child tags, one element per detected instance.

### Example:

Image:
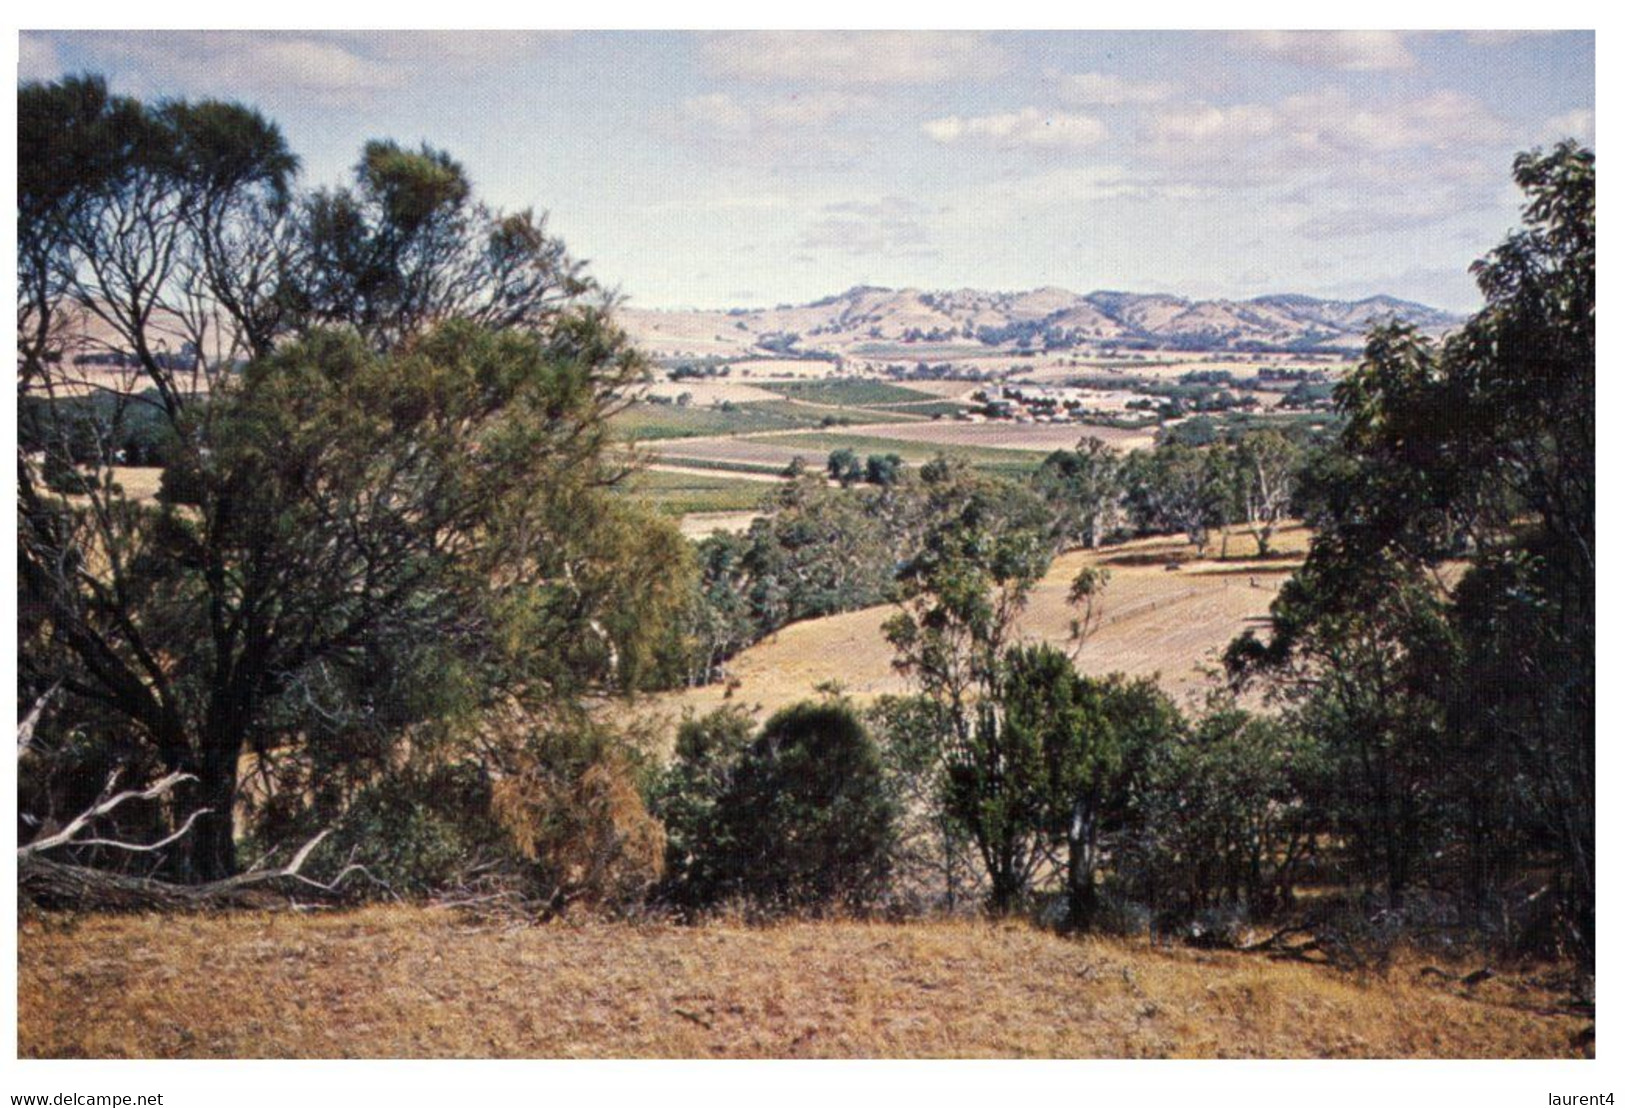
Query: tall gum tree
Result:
<box><xmin>18</xmin><ymin>77</ymin><xmax>686</xmax><ymax>880</ymax></box>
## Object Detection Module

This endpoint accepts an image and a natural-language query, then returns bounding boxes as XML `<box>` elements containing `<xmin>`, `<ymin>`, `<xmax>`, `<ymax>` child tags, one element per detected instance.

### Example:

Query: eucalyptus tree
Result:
<box><xmin>883</xmin><ymin>463</ymin><xmax>1054</xmax><ymax>912</ymax></box>
<box><xmin>1227</xmin><ymin>144</ymin><xmax>1594</xmax><ymax>960</ymax></box>
<box><xmin>18</xmin><ymin>76</ymin><xmax>686</xmax><ymax>881</ymax></box>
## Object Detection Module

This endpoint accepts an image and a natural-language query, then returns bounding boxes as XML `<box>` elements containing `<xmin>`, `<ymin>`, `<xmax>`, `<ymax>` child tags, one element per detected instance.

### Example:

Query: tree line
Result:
<box><xmin>671</xmin><ymin>423</ymin><xmax>1310</xmax><ymax>689</ymax></box>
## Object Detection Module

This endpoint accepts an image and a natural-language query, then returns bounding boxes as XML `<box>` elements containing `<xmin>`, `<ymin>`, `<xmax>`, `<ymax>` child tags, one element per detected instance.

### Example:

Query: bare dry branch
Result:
<box><xmin>18</xmin><ymin>770</ymin><xmax>197</xmax><ymax>859</ymax></box>
<box><xmin>17</xmin><ymin>683</ymin><xmax>61</xmax><ymax>756</ymax></box>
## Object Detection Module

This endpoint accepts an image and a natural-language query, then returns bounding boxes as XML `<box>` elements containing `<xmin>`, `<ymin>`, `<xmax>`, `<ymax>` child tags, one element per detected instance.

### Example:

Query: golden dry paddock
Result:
<box><xmin>644</xmin><ymin>529</ymin><xmax>1305</xmax><ymax>725</ymax></box>
<box><xmin>18</xmin><ymin>907</ymin><xmax>1587</xmax><ymax>1059</ymax></box>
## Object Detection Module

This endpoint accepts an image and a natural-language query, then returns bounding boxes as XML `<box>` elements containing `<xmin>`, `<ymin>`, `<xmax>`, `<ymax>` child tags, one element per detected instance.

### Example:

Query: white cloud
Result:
<box><xmin>669</xmin><ymin>90</ymin><xmax>877</xmax><ymax>166</ymax></box>
<box><xmin>677</xmin><ymin>90</ymin><xmax>873</xmax><ymax>133</ymax></box>
<box><xmin>922</xmin><ymin>107</ymin><xmax>1108</xmax><ymax>149</ymax></box>
<box><xmin>678</xmin><ymin>93</ymin><xmax>753</xmax><ymax>133</ymax></box>
<box><xmin>1148</xmin><ymin>102</ymin><xmax>1278</xmax><ymax>145</ymax></box>
<box><xmin>1141</xmin><ymin>87</ymin><xmax>1510</xmax><ymax>181</ymax></box>
<box><xmin>1544</xmin><ymin>108</ymin><xmax>1595</xmax><ymax>143</ymax></box>
<box><xmin>702</xmin><ymin>31</ymin><xmax>1006</xmax><ymax>86</ymax></box>
<box><xmin>1055</xmin><ymin>71</ymin><xmax>1175</xmax><ymax>106</ymax></box>
<box><xmin>194</xmin><ymin>34</ymin><xmax>401</xmax><ymax>102</ymax></box>
<box><xmin>1461</xmin><ymin>30</ymin><xmax>1561</xmax><ymax>47</ymax></box>
<box><xmin>764</xmin><ymin>91</ymin><xmax>876</xmax><ymax>128</ymax></box>
<box><xmin>1297</xmin><ymin>194</ymin><xmax>1475</xmax><ymax>241</ymax></box>
<box><xmin>933</xmin><ymin>165</ymin><xmax>1155</xmax><ymax>226</ymax></box>
<box><xmin>1229</xmin><ymin>31</ymin><xmax>1415</xmax><ymax>72</ymax></box>
<box><xmin>358</xmin><ymin>31</ymin><xmax>570</xmax><ymax>64</ymax></box>
<box><xmin>799</xmin><ymin>196</ymin><xmax>937</xmax><ymax>257</ymax></box>
<box><xmin>1278</xmin><ymin>88</ymin><xmax>1510</xmax><ymax>154</ymax></box>
<box><xmin>23</xmin><ymin>31</ymin><xmax>570</xmax><ymax>107</ymax></box>
<box><xmin>18</xmin><ymin>33</ymin><xmax>64</xmax><ymax>82</ymax></box>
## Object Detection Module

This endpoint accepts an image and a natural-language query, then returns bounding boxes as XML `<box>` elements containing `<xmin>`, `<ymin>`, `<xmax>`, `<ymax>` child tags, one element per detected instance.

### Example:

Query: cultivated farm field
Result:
<box><xmin>788</xmin><ymin>419</ymin><xmax>1159</xmax><ymax>452</ymax></box>
<box><xmin>613</xmin><ymin>399</ymin><xmax>856</xmax><ymax>441</ymax></box>
<box><xmin>625</xmin><ymin>468</ymin><xmax>774</xmax><ymax>517</ymax></box>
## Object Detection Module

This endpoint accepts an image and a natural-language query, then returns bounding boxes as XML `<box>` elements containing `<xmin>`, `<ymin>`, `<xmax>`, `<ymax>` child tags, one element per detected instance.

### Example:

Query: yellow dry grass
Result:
<box><xmin>17</xmin><ymin>907</ymin><xmax>1586</xmax><ymax>1059</ymax></box>
<box><xmin>110</xmin><ymin>466</ymin><xmax>163</xmax><ymax>501</ymax></box>
<box><xmin>644</xmin><ymin>529</ymin><xmax>1304</xmax><ymax>726</ymax></box>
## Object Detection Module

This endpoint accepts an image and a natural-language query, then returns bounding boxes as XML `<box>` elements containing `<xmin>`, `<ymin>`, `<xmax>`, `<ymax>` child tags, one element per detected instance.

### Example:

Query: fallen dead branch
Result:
<box><xmin>17</xmin><ymin>765</ymin><xmax>359</xmax><ymax>912</ymax></box>
<box><xmin>18</xmin><ymin>829</ymin><xmax>360</xmax><ymax>912</ymax></box>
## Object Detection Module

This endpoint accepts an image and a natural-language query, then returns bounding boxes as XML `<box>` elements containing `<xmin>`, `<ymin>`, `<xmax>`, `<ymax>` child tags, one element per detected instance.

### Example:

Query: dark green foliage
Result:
<box><xmin>18</xmin><ymin>77</ymin><xmax>685</xmax><ymax>883</ymax></box>
<box><xmin>827</xmin><ymin>447</ymin><xmax>863</xmax><ymax>486</ymax></box>
<box><xmin>22</xmin><ymin>319</ymin><xmax>678</xmax><ymax>881</ymax></box>
<box><xmin>677</xmin><ymin>470</ymin><xmax>928</xmax><ymax>685</ymax></box>
<box><xmin>1228</xmin><ymin>429</ymin><xmax>1302</xmax><ymax>557</ymax></box>
<box><xmin>654</xmin><ymin>701</ymin><xmax>897</xmax><ymax>912</ymax></box>
<box><xmin>652</xmin><ymin>707</ymin><xmax>757</xmax><ymax>907</ymax></box>
<box><xmin>884</xmin><ymin>465</ymin><xmax>1056</xmax><ymax>913</ymax></box>
<box><xmin>1123</xmin><ymin>443</ymin><xmax>1229</xmax><ymax>551</ymax></box>
<box><xmin>722</xmin><ymin>701</ymin><xmax>897</xmax><ymax>910</ymax></box>
<box><xmin>18</xmin><ymin>76</ymin><xmax>298</xmax><ymax>383</ymax></box>
<box><xmin>295</xmin><ymin>140</ymin><xmax>589</xmax><ymax>352</ymax></box>
<box><xmin>1001</xmin><ymin>647</ymin><xmax>1182</xmax><ymax>929</ymax></box>
<box><xmin>864</xmin><ymin>453</ymin><xmax>905</xmax><ymax>487</ymax></box>
<box><xmin>866</xmin><ymin>694</ymin><xmax>982</xmax><ymax>912</ymax></box>
<box><xmin>1227</xmin><ymin>550</ymin><xmax>1454</xmax><ymax>908</ymax></box>
<box><xmin>1157</xmin><ymin>413</ymin><xmax>1221</xmax><ymax>447</ymax></box>
<box><xmin>291</xmin><ymin>764</ymin><xmax>506</xmax><ymax>897</ymax></box>
<box><xmin>1128</xmin><ymin>704</ymin><xmax>1320</xmax><ymax>921</ymax></box>
<box><xmin>1227</xmin><ymin>143</ymin><xmax>1594</xmax><ymax>962</ymax></box>
<box><xmin>1032</xmin><ymin>436</ymin><xmax>1124</xmax><ymax>549</ymax></box>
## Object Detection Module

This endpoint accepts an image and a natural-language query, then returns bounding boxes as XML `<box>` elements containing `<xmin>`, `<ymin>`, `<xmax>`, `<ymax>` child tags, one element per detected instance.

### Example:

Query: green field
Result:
<box><xmin>613</xmin><ymin>400</ymin><xmax>858</xmax><ymax>440</ymax></box>
<box><xmin>622</xmin><ymin>469</ymin><xmax>773</xmax><ymax>515</ymax></box>
<box><xmin>850</xmin><ymin>341</ymin><xmax>993</xmax><ymax>359</ymax></box>
<box><xmin>866</xmin><ymin>399</ymin><xmax>973</xmax><ymax>418</ymax></box>
<box><xmin>766</xmin><ymin>431</ymin><xmax>1050</xmax><ymax>475</ymax></box>
<box><xmin>769</xmin><ymin>378</ymin><xmax>938</xmax><ymax>406</ymax></box>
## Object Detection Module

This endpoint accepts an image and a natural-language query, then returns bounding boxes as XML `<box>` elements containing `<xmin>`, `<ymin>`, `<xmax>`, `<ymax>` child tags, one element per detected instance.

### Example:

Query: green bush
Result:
<box><xmin>654</xmin><ymin>700</ymin><xmax>897</xmax><ymax>913</ymax></box>
<box><xmin>300</xmin><ymin>763</ymin><xmax>507</xmax><ymax>897</ymax></box>
<box><xmin>651</xmin><ymin>706</ymin><xmax>756</xmax><ymax>909</ymax></box>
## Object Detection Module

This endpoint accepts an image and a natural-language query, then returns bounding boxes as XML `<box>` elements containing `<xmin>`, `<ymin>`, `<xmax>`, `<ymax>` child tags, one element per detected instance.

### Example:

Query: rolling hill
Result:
<box><xmin>617</xmin><ymin>285</ymin><xmax>1460</xmax><ymax>362</ymax></box>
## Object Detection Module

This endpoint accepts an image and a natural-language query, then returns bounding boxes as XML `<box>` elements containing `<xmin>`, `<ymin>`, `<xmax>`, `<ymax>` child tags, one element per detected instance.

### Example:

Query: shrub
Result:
<box><xmin>299</xmin><ymin>763</ymin><xmax>508</xmax><ymax>898</ymax></box>
<box><xmin>269</xmin><ymin>721</ymin><xmax>665</xmax><ymax>915</ymax></box>
<box><xmin>654</xmin><ymin>700</ymin><xmax>897</xmax><ymax>913</ymax></box>
<box><xmin>1123</xmin><ymin>705</ymin><xmax>1321</xmax><ymax>923</ymax></box>
<box><xmin>719</xmin><ymin>700</ymin><xmax>897</xmax><ymax>911</ymax></box>
<box><xmin>490</xmin><ymin>725</ymin><xmax>666</xmax><ymax>915</ymax></box>
<box><xmin>651</xmin><ymin>706</ymin><xmax>756</xmax><ymax>909</ymax></box>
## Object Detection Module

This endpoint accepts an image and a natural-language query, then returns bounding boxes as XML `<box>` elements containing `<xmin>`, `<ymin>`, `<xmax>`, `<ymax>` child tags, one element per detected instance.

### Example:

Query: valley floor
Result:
<box><xmin>18</xmin><ymin>907</ymin><xmax>1587</xmax><ymax>1059</ymax></box>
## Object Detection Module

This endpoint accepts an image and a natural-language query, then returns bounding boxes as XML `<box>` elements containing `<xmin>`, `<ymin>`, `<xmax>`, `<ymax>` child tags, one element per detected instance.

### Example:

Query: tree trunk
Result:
<box><xmin>176</xmin><ymin>730</ymin><xmax>243</xmax><ymax>882</ymax></box>
<box><xmin>1066</xmin><ymin>801</ymin><xmax>1099</xmax><ymax>931</ymax></box>
<box><xmin>989</xmin><ymin>858</ymin><xmax>1023</xmax><ymax>915</ymax></box>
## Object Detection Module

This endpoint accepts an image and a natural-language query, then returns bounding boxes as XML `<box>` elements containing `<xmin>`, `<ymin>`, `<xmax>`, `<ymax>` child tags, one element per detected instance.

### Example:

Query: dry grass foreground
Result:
<box><xmin>19</xmin><ymin>907</ymin><xmax>1586</xmax><ymax>1059</ymax></box>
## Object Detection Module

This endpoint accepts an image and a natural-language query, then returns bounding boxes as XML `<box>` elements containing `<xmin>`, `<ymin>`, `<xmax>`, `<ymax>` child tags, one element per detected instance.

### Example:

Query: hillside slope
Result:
<box><xmin>648</xmin><ymin>529</ymin><xmax>1304</xmax><ymax>725</ymax></box>
<box><xmin>617</xmin><ymin>285</ymin><xmax>1460</xmax><ymax>361</ymax></box>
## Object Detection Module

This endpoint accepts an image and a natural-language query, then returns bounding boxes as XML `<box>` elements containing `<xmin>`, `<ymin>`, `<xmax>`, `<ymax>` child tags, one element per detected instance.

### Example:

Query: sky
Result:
<box><xmin>19</xmin><ymin>29</ymin><xmax>1596</xmax><ymax>312</ymax></box>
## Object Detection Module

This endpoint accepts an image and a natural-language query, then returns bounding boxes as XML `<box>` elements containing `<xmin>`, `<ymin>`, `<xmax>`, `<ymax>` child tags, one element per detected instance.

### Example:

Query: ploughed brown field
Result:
<box><xmin>18</xmin><ymin>907</ymin><xmax>1587</xmax><ymax>1059</ymax></box>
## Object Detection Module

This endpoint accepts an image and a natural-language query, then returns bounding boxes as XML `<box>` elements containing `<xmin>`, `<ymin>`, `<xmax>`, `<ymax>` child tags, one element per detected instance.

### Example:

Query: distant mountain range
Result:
<box><xmin>617</xmin><ymin>285</ymin><xmax>1462</xmax><ymax>361</ymax></box>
